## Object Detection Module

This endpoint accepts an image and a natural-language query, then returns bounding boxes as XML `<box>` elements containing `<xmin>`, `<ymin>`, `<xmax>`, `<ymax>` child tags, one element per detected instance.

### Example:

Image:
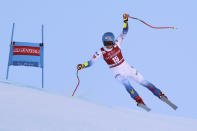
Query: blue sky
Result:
<box><xmin>0</xmin><ymin>0</ymin><xmax>197</xmax><ymax>118</ymax></box>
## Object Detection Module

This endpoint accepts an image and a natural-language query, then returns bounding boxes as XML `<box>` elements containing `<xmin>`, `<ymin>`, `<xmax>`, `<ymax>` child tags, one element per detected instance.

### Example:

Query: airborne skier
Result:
<box><xmin>77</xmin><ymin>13</ymin><xmax>177</xmax><ymax>111</ymax></box>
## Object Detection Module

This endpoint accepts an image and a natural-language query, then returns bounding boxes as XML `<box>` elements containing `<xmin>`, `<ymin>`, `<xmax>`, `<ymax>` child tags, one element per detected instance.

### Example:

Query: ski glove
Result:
<box><xmin>123</xmin><ymin>13</ymin><xmax>129</xmax><ymax>22</ymax></box>
<box><xmin>77</xmin><ymin>64</ymin><xmax>85</xmax><ymax>70</ymax></box>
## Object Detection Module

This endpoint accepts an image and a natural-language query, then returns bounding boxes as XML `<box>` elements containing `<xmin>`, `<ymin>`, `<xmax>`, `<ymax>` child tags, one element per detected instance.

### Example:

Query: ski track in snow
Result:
<box><xmin>0</xmin><ymin>80</ymin><xmax>197</xmax><ymax>131</ymax></box>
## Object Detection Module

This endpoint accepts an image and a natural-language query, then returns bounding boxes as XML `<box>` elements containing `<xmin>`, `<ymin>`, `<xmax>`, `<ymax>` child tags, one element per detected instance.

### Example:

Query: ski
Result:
<box><xmin>137</xmin><ymin>103</ymin><xmax>151</xmax><ymax>112</ymax></box>
<box><xmin>160</xmin><ymin>96</ymin><xmax>178</xmax><ymax>110</ymax></box>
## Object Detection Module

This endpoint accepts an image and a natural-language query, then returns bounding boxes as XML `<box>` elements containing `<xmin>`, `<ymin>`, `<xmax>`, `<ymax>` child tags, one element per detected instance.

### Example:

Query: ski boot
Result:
<box><xmin>135</xmin><ymin>96</ymin><xmax>145</xmax><ymax>105</ymax></box>
<box><xmin>158</xmin><ymin>92</ymin><xmax>168</xmax><ymax>99</ymax></box>
<box><xmin>135</xmin><ymin>96</ymin><xmax>151</xmax><ymax>112</ymax></box>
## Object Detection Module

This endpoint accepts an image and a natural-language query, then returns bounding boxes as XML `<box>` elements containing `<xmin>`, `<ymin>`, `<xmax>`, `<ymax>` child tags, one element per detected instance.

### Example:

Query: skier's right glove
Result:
<box><xmin>77</xmin><ymin>64</ymin><xmax>85</xmax><ymax>70</ymax></box>
<box><xmin>123</xmin><ymin>13</ymin><xmax>129</xmax><ymax>34</ymax></box>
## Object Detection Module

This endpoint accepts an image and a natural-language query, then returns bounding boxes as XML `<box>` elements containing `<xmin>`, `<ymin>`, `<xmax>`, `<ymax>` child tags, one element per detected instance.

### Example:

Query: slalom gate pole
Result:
<box><xmin>128</xmin><ymin>16</ymin><xmax>176</xmax><ymax>29</ymax></box>
<box><xmin>6</xmin><ymin>23</ymin><xmax>15</xmax><ymax>80</ymax></box>
<box><xmin>72</xmin><ymin>69</ymin><xmax>80</xmax><ymax>97</ymax></box>
<box><xmin>41</xmin><ymin>24</ymin><xmax>44</xmax><ymax>88</ymax></box>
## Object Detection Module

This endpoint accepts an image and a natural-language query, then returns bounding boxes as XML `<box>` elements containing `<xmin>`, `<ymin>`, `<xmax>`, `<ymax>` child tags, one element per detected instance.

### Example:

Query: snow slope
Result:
<box><xmin>0</xmin><ymin>80</ymin><xmax>196</xmax><ymax>131</ymax></box>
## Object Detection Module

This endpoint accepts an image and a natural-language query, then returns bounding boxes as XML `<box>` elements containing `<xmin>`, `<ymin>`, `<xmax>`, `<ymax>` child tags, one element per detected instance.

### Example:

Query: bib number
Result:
<box><xmin>112</xmin><ymin>56</ymin><xmax>120</xmax><ymax>64</ymax></box>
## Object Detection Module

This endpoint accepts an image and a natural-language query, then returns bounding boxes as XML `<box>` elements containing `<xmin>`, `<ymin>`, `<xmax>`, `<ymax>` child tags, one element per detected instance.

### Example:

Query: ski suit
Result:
<box><xmin>83</xmin><ymin>21</ymin><xmax>161</xmax><ymax>100</ymax></box>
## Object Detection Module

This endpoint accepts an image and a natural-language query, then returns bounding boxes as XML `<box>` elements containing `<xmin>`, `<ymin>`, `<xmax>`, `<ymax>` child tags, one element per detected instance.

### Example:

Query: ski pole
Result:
<box><xmin>128</xmin><ymin>16</ymin><xmax>177</xmax><ymax>29</ymax></box>
<box><xmin>72</xmin><ymin>69</ymin><xmax>80</xmax><ymax>97</ymax></box>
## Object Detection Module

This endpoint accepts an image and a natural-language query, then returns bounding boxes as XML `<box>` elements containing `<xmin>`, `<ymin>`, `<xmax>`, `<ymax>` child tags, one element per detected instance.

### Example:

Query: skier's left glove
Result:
<box><xmin>77</xmin><ymin>64</ymin><xmax>85</xmax><ymax>70</ymax></box>
<box><xmin>123</xmin><ymin>13</ymin><xmax>129</xmax><ymax>22</ymax></box>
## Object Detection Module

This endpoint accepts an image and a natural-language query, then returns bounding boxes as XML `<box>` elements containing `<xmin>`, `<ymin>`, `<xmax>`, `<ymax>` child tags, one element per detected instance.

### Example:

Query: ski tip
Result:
<box><xmin>137</xmin><ymin>103</ymin><xmax>151</xmax><ymax>112</ymax></box>
<box><xmin>146</xmin><ymin>108</ymin><xmax>151</xmax><ymax>112</ymax></box>
<box><xmin>71</xmin><ymin>96</ymin><xmax>75</xmax><ymax>98</ymax></box>
<box><xmin>146</xmin><ymin>109</ymin><xmax>151</xmax><ymax>112</ymax></box>
<box><xmin>160</xmin><ymin>96</ymin><xmax>178</xmax><ymax>110</ymax></box>
<box><xmin>173</xmin><ymin>106</ymin><xmax>178</xmax><ymax>110</ymax></box>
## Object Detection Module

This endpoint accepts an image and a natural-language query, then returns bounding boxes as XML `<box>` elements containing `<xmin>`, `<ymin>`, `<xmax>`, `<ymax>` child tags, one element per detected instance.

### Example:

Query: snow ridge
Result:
<box><xmin>0</xmin><ymin>80</ymin><xmax>196</xmax><ymax>131</ymax></box>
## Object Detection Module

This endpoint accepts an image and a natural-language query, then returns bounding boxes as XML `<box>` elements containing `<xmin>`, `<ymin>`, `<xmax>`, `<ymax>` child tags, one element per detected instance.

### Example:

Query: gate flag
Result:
<box><xmin>8</xmin><ymin>42</ymin><xmax>43</xmax><ymax>67</ymax></box>
<box><xmin>6</xmin><ymin>23</ymin><xmax>44</xmax><ymax>88</ymax></box>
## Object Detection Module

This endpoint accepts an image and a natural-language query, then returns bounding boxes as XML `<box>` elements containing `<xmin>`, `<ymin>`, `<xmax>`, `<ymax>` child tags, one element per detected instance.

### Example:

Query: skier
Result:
<box><xmin>77</xmin><ymin>13</ymin><xmax>169</xmax><ymax>110</ymax></box>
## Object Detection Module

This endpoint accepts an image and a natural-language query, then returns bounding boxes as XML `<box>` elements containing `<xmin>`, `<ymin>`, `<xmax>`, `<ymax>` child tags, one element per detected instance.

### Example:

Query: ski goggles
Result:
<box><xmin>103</xmin><ymin>41</ymin><xmax>114</xmax><ymax>46</ymax></box>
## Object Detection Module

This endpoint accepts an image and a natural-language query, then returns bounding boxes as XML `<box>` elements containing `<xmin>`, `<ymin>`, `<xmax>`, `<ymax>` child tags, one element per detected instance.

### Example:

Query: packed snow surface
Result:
<box><xmin>0</xmin><ymin>80</ymin><xmax>196</xmax><ymax>131</ymax></box>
